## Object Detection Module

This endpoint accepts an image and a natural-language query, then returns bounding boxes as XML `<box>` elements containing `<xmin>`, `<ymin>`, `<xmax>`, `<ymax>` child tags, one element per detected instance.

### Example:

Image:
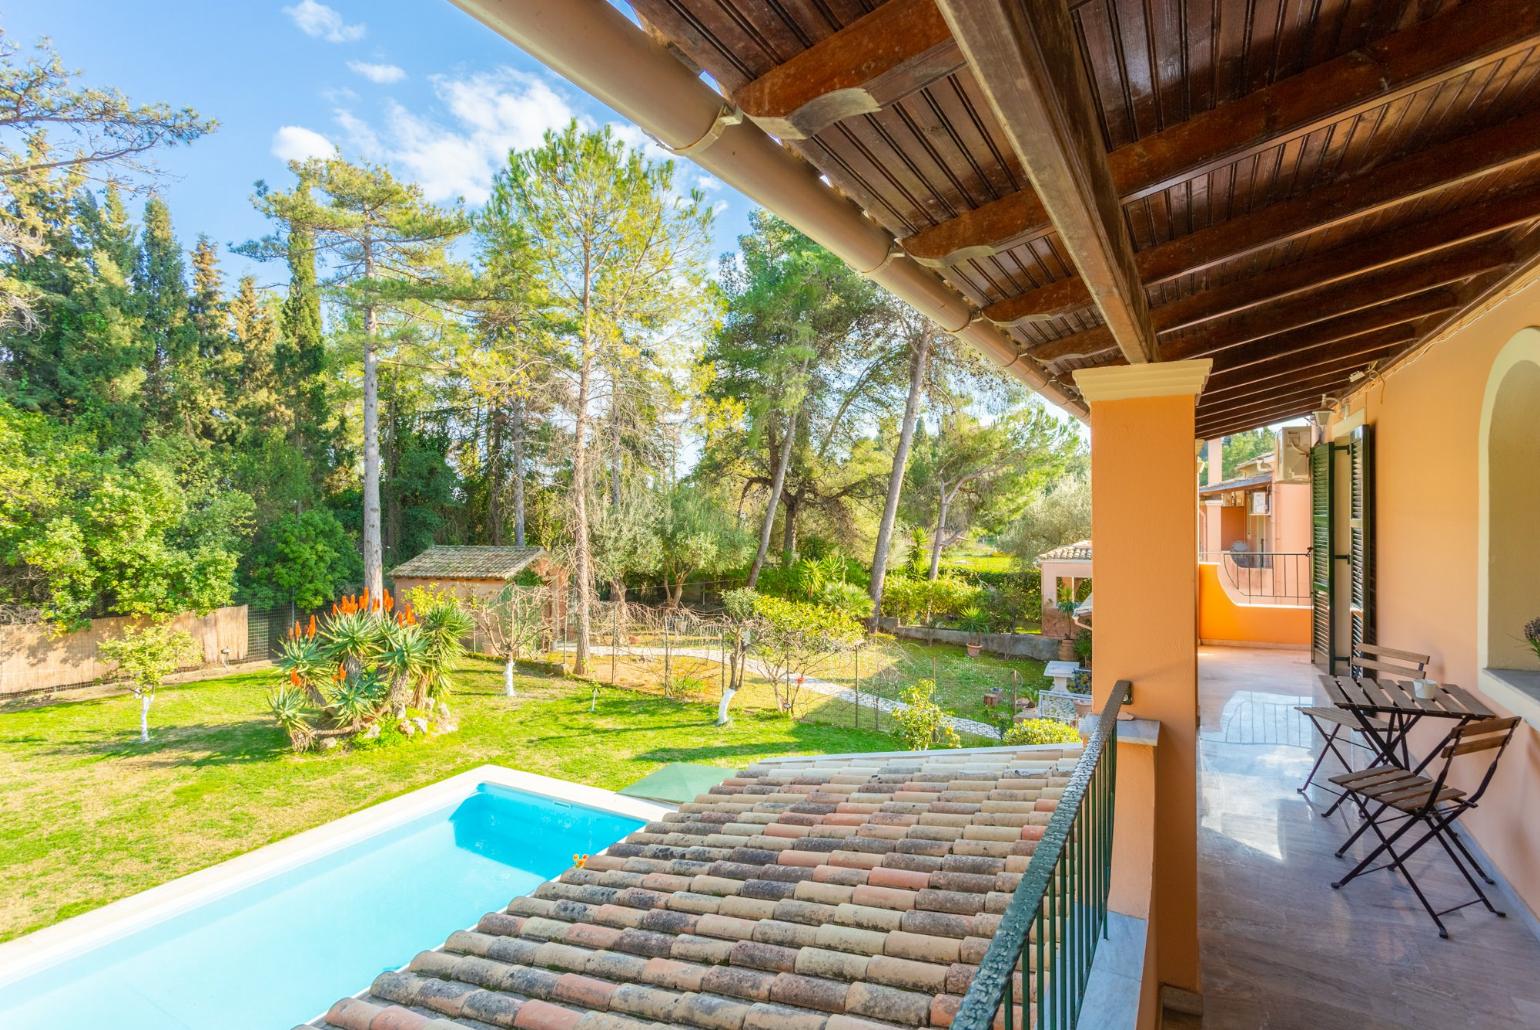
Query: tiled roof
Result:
<box><xmin>1037</xmin><ymin>539</ymin><xmax>1091</xmax><ymax>563</ymax></box>
<box><xmin>306</xmin><ymin>744</ymin><xmax>1082</xmax><ymax>1030</ymax></box>
<box><xmin>1198</xmin><ymin>473</ymin><xmax>1271</xmax><ymax>496</ymax></box>
<box><xmin>391</xmin><ymin>546</ymin><xmax>545</xmax><ymax>581</ymax></box>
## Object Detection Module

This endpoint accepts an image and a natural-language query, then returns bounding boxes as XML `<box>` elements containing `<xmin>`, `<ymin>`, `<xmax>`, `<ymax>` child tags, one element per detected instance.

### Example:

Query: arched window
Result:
<box><xmin>1481</xmin><ymin>328</ymin><xmax>1540</xmax><ymax>672</ymax></box>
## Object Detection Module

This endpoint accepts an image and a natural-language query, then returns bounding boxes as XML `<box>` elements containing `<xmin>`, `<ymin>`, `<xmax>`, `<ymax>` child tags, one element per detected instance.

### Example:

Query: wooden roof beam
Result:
<box><xmin>1027</xmin><ymin>244</ymin><xmax>1493</xmax><ymax>365</ymax></box>
<box><xmin>1197</xmin><ymin>393</ymin><xmax>1333</xmax><ymax>437</ymax></box>
<box><xmin>938</xmin><ymin>0</ymin><xmax>1156</xmax><ymax>364</ymax></box>
<box><xmin>986</xmin><ymin>108</ymin><xmax>1540</xmax><ymax>326</ymax></box>
<box><xmin>904</xmin><ymin>0</ymin><xmax>1540</xmax><ymax>267</ymax></box>
<box><xmin>1203</xmin><ymin>324</ymin><xmax>1420</xmax><ymax>393</ymax></box>
<box><xmin>1201</xmin><ymin>338</ymin><xmax>1418</xmax><ymax>406</ymax></box>
<box><xmin>732</xmin><ymin>0</ymin><xmax>963</xmax><ymax>140</ymax></box>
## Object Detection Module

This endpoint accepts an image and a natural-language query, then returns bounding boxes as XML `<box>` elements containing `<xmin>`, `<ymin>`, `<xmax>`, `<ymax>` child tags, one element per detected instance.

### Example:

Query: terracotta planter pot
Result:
<box><xmin>1057</xmin><ymin>637</ymin><xmax>1076</xmax><ymax>661</ymax></box>
<box><xmin>966</xmin><ymin>642</ymin><xmax>982</xmax><ymax>657</ymax></box>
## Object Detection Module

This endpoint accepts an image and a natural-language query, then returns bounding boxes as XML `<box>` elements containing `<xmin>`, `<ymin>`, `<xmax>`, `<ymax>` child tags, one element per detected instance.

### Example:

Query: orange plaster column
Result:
<box><xmin>1074</xmin><ymin>359</ymin><xmax>1211</xmax><ymax>1000</ymax></box>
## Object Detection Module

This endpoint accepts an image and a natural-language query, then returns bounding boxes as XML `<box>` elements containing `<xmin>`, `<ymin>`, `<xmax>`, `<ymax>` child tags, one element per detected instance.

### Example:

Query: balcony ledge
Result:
<box><xmin>1480</xmin><ymin>666</ymin><xmax>1540</xmax><ymax>730</ymax></box>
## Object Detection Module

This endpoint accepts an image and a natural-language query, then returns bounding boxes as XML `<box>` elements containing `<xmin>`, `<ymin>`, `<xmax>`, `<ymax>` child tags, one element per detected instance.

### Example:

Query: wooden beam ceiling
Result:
<box><xmin>1025</xmin><ymin>242</ymin><xmax>1496</xmax><ymax>365</ymax></box>
<box><xmin>986</xmin><ymin>108</ymin><xmax>1540</xmax><ymax>326</ymax></box>
<box><xmin>937</xmin><ymin>0</ymin><xmax>1157</xmax><ymax>364</ymax></box>
<box><xmin>902</xmin><ymin>0</ymin><xmax>1540</xmax><ymax>267</ymax></box>
<box><xmin>1202</xmin><ymin>339</ymin><xmax>1417</xmax><ymax>406</ymax></box>
<box><xmin>1204</xmin><ymin>324</ymin><xmax>1420</xmax><ymax>389</ymax></box>
<box><xmin>732</xmin><ymin>0</ymin><xmax>962</xmax><ymax>140</ymax></box>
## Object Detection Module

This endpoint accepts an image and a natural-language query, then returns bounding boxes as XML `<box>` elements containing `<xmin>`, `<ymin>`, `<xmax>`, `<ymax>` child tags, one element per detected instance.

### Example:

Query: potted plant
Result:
<box><xmin>1526</xmin><ymin>617</ymin><xmax>1540</xmax><ymax>662</ymax></box>
<box><xmin>1056</xmin><ymin>600</ymin><xmax>1079</xmax><ymax>661</ymax></box>
<box><xmin>959</xmin><ymin>606</ymin><xmax>990</xmax><ymax>656</ymax></box>
<box><xmin>1073</xmin><ymin>627</ymin><xmax>1093</xmax><ymax>669</ymax></box>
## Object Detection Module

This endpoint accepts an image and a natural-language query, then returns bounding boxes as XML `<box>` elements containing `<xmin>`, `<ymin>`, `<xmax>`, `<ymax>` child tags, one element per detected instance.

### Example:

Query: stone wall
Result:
<box><xmin>876</xmin><ymin>620</ymin><xmax>1059</xmax><ymax>661</ymax></box>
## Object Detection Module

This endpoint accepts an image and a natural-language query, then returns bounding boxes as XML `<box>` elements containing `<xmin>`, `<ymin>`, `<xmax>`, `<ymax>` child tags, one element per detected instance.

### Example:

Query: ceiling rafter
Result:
<box><xmin>937</xmin><ymin>0</ymin><xmax>1157</xmax><ymax>364</ymax></box>
<box><xmin>732</xmin><ymin>0</ymin><xmax>963</xmax><ymax>140</ymax></box>
<box><xmin>901</xmin><ymin>0</ymin><xmax>1540</xmax><ymax>267</ymax></box>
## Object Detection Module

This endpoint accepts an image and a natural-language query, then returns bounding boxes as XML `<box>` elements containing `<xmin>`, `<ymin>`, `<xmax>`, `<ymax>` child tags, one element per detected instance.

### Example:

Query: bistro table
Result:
<box><xmin>1319</xmin><ymin>674</ymin><xmax>1493</xmax><ymax>774</ymax></box>
<box><xmin>1318</xmin><ymin>674</ymin><xmax>1503</xmax><ymax>888</ymax></box>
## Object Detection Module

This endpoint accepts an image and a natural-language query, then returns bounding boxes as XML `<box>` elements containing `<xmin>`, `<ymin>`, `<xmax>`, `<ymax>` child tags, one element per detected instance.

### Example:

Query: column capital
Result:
<box><xmin>1072</xmin><ymin>358</ymin><xmax>1212</xmax><ymax>403</ymax></box>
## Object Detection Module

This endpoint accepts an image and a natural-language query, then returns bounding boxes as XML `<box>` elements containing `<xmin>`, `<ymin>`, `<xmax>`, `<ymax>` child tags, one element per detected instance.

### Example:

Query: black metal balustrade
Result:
<box><xmin>951</xmin><ymin>683</ymin><xmax>1127</xmax><ymax>1030</ymax></box>
<box><xmin>1204</xmin><ymin>550</ymin><xmax>1312</xmax><ymax>605</ymax></box>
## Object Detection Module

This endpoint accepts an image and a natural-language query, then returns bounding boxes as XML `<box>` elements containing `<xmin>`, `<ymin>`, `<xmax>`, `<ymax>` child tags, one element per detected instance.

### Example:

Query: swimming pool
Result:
<box><xmin>0</xmin><ymin>767</ymin><xmax>659</xmax><ymax>1030</ymax></box>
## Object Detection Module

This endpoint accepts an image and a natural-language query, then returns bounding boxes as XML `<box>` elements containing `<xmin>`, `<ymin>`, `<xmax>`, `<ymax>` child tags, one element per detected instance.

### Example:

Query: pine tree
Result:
<box><xmin>276</xmin><ymin>207</ymin><xmax>330</xmax><ymax>476</ymax></box>
<box><xmin>132</xmin><ymin>196</ymin><xmax>194</xmax><ymax>432</ymax></box>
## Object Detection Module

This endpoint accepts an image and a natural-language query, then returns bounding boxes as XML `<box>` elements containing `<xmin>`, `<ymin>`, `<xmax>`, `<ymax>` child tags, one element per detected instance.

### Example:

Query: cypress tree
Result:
<box><xmin>276</xmin><ymin>215</ymin><xmax>330</xmax><ymax>477</ymax></box>
<box><xmin>133</xmin><ymin>196</ymin><xmax>194</xmax><ymax>431</ymax></box>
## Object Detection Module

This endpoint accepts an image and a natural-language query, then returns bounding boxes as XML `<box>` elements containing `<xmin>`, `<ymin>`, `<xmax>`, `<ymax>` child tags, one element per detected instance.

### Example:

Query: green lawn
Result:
<box><xmin>816</xmin><ymin>638</ymin><xmax>1048</xmax><ymax>729</ymax></box>
<box><xmin>0</xmin><ymin>656</ymin><xmax>898</xmax><ymax>944</ymax></box>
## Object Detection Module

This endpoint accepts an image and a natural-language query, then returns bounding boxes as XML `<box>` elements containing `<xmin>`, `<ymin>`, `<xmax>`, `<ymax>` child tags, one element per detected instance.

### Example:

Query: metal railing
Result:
<box><xmin>1203</xmin><ymin>550</ymin><xmax>1311</xmax><ymax>605</ymax></box>
<box><xmin>951</xmin><ymin>683</ymin><xmax>1127</xmax><ymax>1030</ymax></box>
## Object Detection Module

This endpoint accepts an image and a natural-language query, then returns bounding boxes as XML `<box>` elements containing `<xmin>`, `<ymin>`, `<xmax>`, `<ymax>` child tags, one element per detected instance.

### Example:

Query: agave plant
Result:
<box><xmin>329</xmin><ymin>671</ymin><xmax>385</xmax><ymax>732</ymax></box>
<box><xmin>376</xmin><ymin>619</ymin><xmax>431</xmax><ymax>708</ymax></box>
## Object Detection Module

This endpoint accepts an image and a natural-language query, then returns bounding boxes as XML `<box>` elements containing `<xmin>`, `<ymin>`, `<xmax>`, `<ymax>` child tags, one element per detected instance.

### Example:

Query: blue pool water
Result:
<box><xmin>0</xmin><ymin>783</ymin><xmax>641</xmax><ymax>1030</ymax></box>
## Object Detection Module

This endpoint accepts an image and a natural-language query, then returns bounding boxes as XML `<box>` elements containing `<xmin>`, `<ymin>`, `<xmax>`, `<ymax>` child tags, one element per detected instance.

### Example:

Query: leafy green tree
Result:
<box><xmin>892</xmin><ymin>679</ymin><xmax>960</xmax><ymax>751</ymax></box>
<box><xmin>748</xmin><ymin>593</ymin><xmax>861</xmax><ymax>716</ymax></box>
<box><xmin>590</xmin><ymin>492</ymin><xmax>661</xmax><ymax>603</ymax></box>
<box><xmin>1006</xmin><ymin>474</ymin><xmax>1091</xmax><ymax>568</ymax></box>
<box><xmin>240</xmin><ymin>508</ymin><xmax>360</xmax><ymax>609</ymax></box>
<box><xmin>906</xmin><ymin>405</ymin><xmax>1081</xmax><ymax>578</ymax></box>
<box><xmin>1221</xmin><ymin>428</ymin><xmax>1274</xmax><ymax>480</ymax></box>
<box><xmin>705</xmin><ymin>212</ymin><xmax>888</xmax><ymax>586</ymax></box>
<box><xmin>132</xmin><ymin>196</ymin><xmax>196</xmax><ymax>432</ymax></box>
<box><xmin>249</xmin><ymin>159</ymin><xmax>468</xmax><ymax>597</ymax></box>
<box><xmin>483</xmin><ymin>122</ymin><xmax>714</xmax><ymax>673</ymax></box>
<box><xmin>98</xmin><ymin>622</ymin><xmax>200</xmax><ymax>742</ymax></box>
<box><xmin>657</xmin><ymin>485</ymin><xmax>752</xmax><ymax>608</ymax></box>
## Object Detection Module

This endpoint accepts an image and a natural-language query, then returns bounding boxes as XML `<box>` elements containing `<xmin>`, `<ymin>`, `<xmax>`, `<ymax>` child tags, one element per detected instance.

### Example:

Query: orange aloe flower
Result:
<box><xmin>289</xmin><ymin>669</ymin><xmax>302</xmax><ymax>687</ymax></box>
<box><xmin>307</xmin><ymin>615</ymin><xmax>317</xmax><ymax>638</ymax></box>
<box><xmin>383</xmin><ymin>592</ymin><xmax>394</xmax><ymax>612</ymax></box>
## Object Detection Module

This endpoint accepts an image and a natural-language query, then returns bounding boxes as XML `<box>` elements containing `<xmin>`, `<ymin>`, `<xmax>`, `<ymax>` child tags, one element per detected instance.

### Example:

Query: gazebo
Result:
<box><xmin>1038</xmin><ymin>539</ymin><xmax>1091</xmax><ymax>639</ymax></box>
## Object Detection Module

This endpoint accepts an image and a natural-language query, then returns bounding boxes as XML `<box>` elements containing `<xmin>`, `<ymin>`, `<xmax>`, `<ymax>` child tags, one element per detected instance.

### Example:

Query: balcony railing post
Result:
<box><xmin>951</xmin><ymin>682</ymin><xmax>1128</xmax><ymax>1030</ymax></box>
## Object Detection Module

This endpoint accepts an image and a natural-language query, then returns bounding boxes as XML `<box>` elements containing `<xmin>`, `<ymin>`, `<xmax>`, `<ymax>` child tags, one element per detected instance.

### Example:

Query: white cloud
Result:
<box><xmin>284</xmin><ymin>0</ymin><xmax>365</xmax><ymax>43</ymax></box>
<box><xmin>347</xmin><ymin>60</ymin><xmax>405</xmax><ymax>84</ymax></box>
<box><xmin>338</xmin><ymin>69</ymin><xmax>577</xmax><ymax>203</ymax></box>
<box><xmin>271</xmin><ymin>125</ymin><xmax>338</xmax><ymax>163</ymax></box>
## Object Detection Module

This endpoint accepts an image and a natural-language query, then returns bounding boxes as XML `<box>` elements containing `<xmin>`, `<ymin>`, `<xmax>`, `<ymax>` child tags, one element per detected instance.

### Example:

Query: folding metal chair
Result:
<box><xmin>1296</xmin><ymin>643</ymin><xmax>1428</xmax><ymax>797</ymax></box>
<box><xmin>1328</xmin><ymin>714</ymin><xmax>1521</xmax><ymax>937</ymax></box>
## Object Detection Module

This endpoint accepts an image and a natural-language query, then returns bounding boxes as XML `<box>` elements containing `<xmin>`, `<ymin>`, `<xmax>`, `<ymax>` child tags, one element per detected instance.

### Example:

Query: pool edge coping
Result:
<box><xmin>0</xmin><ymin>764</ymin><xmax>672</xmax><ymax>989</ymax></box>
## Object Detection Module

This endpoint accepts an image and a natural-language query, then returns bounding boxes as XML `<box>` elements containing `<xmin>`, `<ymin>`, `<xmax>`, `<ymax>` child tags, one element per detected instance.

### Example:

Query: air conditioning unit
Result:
<box><xmin>1278</xmin><ymin>425</ymin><xmax>1312</xmax><ymax>482</ymax></box>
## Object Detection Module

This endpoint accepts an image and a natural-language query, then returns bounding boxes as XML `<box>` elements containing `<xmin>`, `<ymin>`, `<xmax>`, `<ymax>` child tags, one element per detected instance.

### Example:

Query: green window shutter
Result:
<box><xmin>1349</xmin><ymin>425</ymin><xmax>1375</xmax><ymax>655</ymax></box>
<box><xmin>1311</xmin><ymin>442</ymin><xmax>1333</xmax><ymax>670</ymax></box>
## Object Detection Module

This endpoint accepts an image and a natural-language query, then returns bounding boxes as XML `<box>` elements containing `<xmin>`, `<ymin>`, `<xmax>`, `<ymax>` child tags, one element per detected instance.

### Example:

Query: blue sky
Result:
<box><xmin>6</xmin><ymin>0</ymin><xmax>758</xmax><ymax>284</ymax></box>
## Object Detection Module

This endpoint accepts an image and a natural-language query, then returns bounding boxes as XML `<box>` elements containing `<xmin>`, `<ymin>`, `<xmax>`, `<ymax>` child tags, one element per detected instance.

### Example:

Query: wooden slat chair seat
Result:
<box><xmin>1328</xmin><ymin>767</ymin><xmax>1466</xmax><ymax>812</ymax></box>
<box><xmin>1297</xmin><ymin>643</ymin><xmax>1429</xmax><ymax>797</ymax></box>
<box><xmin>1330</xmin><ymin>714</ymin><xmax>1521</xmax><ymax>937</ymax></box>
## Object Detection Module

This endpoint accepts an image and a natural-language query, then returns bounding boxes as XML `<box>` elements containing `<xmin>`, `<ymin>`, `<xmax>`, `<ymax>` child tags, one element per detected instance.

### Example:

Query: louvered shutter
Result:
<box><xmin>1349</xmin><ymin>426</ymin><xmax>1375</xmax><ymax>655</ymax></box>
<box><xmin>1311</xmin><ymin>442</ymin><xmax>1333</xmax><ymax>670</ymax></box>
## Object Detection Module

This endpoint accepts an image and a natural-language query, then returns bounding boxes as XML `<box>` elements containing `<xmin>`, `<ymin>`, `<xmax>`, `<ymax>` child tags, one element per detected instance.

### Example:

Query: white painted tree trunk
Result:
<box><xmin>504</xmin><ymin>658</ymin><xmax>516</xmax><ymax>698</ymax></box>
<box><xmin>138</xmin><ymin>691</ymin><xmax>151</xmax><ymax>743</ymax></box>
<box><xmin>715</xmin><ymin>687</ymin><xmax>736</xmax><ymax>726</ymax></box>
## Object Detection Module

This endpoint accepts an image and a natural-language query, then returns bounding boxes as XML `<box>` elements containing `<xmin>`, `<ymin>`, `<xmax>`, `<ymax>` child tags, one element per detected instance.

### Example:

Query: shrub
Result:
<box><xmin>267</xmin><ymin>588</ymin><xmax>465</xmax><ymax>752</ymax></box>
<box><xmin>1526</xmin><ymin>617</ymin><xmax>1540</xmax><ymax>661</ymax></box>
<box><xmin>891</xmin><ymin>678</ymin><xmax>960</xmax><ymax>751</ymax></box>
<box><xmin>1003</xmin><ymin>718</ymin><xmax>1082</xmax><ymax>746</ymax></box>
<box><xmin>879</xmin><ymin>574</ymin><xmax>981</xmax><ymax>626</ymax></box>
<box><xmin>748</xmin><ymin>594</ymin><xmax>863</xmax><ymax>716</ymax></box>
<box><xmin>1073</xmin><ymin>629</ymin><xmax>1092</xmax><ymax>664</ymax></box>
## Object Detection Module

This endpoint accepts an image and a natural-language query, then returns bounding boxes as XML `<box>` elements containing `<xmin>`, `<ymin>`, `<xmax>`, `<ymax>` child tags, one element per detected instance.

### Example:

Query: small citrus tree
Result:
<box><xmin>748</xmin><ymin>594</ymin><xmax>862</xmax><ymax>716</ymax></box>
<box><xmin>891</xmin><ymin>678</ymin><xmax>960</xmax><ymax>751</ymax></box>
<box><xmin>98</xmin><ymin>622</ymin><xmax>201</xmax><ymax>742</ymax></box>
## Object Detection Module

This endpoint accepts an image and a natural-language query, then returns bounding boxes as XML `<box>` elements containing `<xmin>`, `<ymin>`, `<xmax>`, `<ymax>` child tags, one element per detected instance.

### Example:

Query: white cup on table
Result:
<box><xmin>1413</xmin><ymin>678</ymin><xmax>1439</xmax><ymax>700</ymax></box>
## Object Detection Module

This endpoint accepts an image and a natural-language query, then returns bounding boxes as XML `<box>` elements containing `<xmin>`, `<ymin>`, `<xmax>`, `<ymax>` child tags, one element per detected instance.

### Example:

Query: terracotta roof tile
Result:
<box><xmin>310</xmin><ymin>745</ymin><xmax>1081</xmax><ymax>1030</ymax></box>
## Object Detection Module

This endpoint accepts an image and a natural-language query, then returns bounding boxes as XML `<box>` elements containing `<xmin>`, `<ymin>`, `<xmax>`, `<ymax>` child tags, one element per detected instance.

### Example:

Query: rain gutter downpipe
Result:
<box><xmin>446</xmin><ymin>0</ymin><xmax>1086</xmax><ymax>420</ymax></box>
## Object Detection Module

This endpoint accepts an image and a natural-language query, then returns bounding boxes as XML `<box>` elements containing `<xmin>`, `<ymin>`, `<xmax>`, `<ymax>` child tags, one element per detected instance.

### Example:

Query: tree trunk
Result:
<box><xmin>572</xmin><ymin>264</ymin><xmax>594</xmax><ymax>675</ymax></box>
<box><xmin>488</xmin><ymin>401</ymin><xmax>505</xmax><ymax>545</ymax></box>
<box><xmin>928</xmin><ymin>486</ymin><xmax>951</xmax><ymax>580</ymax></box>
<box><xmin>511</xmin><ymin>397</ymin><xmax>526</xmax><ymax>547</ymax></box>
<box><xmin>870</xmin><ymin>332</ymin><xmax>930</xmax><ymax>615</ymax></box>
<box><xmin>503</xmin><ymin>658</ymin><xmax>516</xmax><ymax>698</ymax></box>
<box><xmin>361</xmin><ymin>234</ymin><xmax>384</xmax><ymax>598</ymax></box>
<box><xmin>138</xmin><ymin>691</ymin><xmax>151</xmax><ymax>743</ymax></box>
<box><xmin>781</xmin><ymin>494</ymin><xmax>798</xmax><ymax>565</ymax></box>
<box><xmin>747</xmin><ymin>409</ymin><xmax>798</xmax><ymax>588</ymax></box>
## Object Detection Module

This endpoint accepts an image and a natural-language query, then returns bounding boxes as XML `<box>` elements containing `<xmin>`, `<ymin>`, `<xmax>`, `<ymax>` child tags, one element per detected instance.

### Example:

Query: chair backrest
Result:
<box><xmin>1427</xmin><ymin>715</ymin><xmax>1523</xmax><ymax>807</ymax></box>
<box><xmin>1350</xmin><ymin>642</ymin><xmax>1429</xmax><ymax>682</ymax></box>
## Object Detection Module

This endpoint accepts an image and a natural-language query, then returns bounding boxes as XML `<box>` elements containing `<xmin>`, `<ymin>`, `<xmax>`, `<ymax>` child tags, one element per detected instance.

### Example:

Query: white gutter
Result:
<box><xmin>446</xmin><ymin>0</ymin><xmax>1087</xmax><ymax>420</ymax></box>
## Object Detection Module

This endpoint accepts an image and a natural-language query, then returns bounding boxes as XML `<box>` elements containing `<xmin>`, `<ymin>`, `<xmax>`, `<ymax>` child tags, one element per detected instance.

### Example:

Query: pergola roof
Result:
<box><xmin>391</xmin><ymin>545</ymin><xmax>545</xmax><ymax>581</ymax></box>
<box><xmin>1037</xmin><ymin>540</ymin><xmax>1092</xmax><ymax>563</ymax></box>
<box><xmin>631</xmin><ymin>0</ymin><xmax>1540</xmax><ymax>435</ymax></box>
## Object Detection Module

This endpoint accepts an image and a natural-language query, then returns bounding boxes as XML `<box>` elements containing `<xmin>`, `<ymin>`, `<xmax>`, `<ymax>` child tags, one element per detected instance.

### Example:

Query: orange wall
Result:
<box><xmin>1197</xmin><ymin>564</ymin><xmax>1310</xmax><ymax>646</ymax></box>
<box><xmin>1090</xmin><ymin>392</ymin><xmax>1201</xmax><ymax>995</ymax></box>
<box><xmin>1344</xmin><ymin>280</ymin><xmax>1540</xmax><ymax>916</ymax></box>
